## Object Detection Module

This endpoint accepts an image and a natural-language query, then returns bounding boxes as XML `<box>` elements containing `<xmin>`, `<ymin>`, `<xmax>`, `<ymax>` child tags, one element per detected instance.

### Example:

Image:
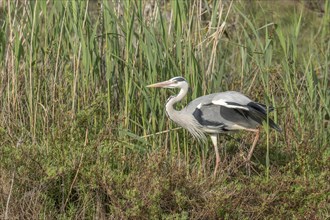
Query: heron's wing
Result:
<box><xmin>211</xmin><ymin>91</ymin><xmax>275</xmax><ymax>113</ymax></box>
<box><xmin>192</xmin><ymin>104</ymin><xmax>228</xmax><ymax>131</ymax></box>
<box><xmin>191</xmin><ymin>91</ymin><xmax>281</xmax><ymax>132</ymax></box>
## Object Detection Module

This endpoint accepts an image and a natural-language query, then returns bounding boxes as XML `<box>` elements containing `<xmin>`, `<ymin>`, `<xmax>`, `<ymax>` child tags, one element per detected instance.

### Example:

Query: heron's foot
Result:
<box><xmin>243</xmin><ymin>159</ymin><xmax>257</xmax><ymax>176</ymax></box>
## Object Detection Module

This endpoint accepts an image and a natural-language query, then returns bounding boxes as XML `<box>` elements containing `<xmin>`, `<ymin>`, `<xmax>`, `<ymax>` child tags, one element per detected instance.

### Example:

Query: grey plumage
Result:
<box><xmin>189</xmin><ymin>91</ymin><xmax>281</xmax><ymax>133</ymax></box>
<box><xmin>147</xmin><ymin>76</ymin><xmax>281</xmax><ymax>176</ymax></box>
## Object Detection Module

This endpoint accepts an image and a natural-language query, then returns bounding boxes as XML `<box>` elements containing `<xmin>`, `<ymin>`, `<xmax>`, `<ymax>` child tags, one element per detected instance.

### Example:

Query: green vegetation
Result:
<box><xmin>0</xmin><ymin>0</ymin><xmax>329</xmax><ymax>219</ymax></box>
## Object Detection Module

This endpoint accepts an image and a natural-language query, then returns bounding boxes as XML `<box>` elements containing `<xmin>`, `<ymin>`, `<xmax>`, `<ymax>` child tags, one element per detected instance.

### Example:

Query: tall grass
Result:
<box><xmin>0</xmin><ymin>0</ymin><xmax>329</xmax><ymax>219</ymax></box>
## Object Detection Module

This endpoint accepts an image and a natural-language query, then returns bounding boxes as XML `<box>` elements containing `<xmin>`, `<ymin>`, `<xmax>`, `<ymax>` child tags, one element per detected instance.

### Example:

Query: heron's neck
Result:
<box><xmin>165</xmin><ymin>86</ymin><xmax>188</xmax><ymax>119</ymax></box>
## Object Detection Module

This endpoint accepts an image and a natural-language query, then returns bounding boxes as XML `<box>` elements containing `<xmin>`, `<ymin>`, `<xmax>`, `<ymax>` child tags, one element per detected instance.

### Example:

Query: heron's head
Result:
<box><xmin>147</xmin><ymin>76</ymin><xmax>188</xmax><ymax>89</ymax></box>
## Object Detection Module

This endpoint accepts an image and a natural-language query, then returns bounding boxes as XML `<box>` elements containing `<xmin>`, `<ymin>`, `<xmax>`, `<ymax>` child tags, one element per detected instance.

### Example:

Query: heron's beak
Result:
<box><xmin>146</xmin><ymin>80</ymin><xmax>172</xmax><ymax>88</ymax></box>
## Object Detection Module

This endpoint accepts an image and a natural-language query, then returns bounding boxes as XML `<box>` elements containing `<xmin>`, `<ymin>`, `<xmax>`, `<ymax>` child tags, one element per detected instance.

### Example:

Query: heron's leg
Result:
<box><xmin>210</xmin><ymin>134</ymin><xmax>220</xmax><ymax>177</ymax></box>
<box><xmin>246</xmin><ymin>128</ymin><xmax>260</xmax><ymax>161</ymax></box>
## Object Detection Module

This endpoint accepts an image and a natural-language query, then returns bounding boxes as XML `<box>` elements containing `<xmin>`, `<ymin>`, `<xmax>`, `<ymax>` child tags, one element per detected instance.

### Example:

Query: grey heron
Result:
<box><xmin>147</xmin><ymin>76</ymin><xmax>281</xmax><ymax>176</ymax></box>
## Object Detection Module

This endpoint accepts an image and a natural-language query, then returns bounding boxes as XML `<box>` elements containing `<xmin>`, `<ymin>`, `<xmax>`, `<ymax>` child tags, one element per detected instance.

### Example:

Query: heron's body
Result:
<box><xmin>170</xmin><ymin>92</ymin><xmax>266</xmax><ymax>135</ymax></box>
<box><xmin>147</xmin><ymin>76</ymin><xmax>281</xmax><ymax>176</ymax></box>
